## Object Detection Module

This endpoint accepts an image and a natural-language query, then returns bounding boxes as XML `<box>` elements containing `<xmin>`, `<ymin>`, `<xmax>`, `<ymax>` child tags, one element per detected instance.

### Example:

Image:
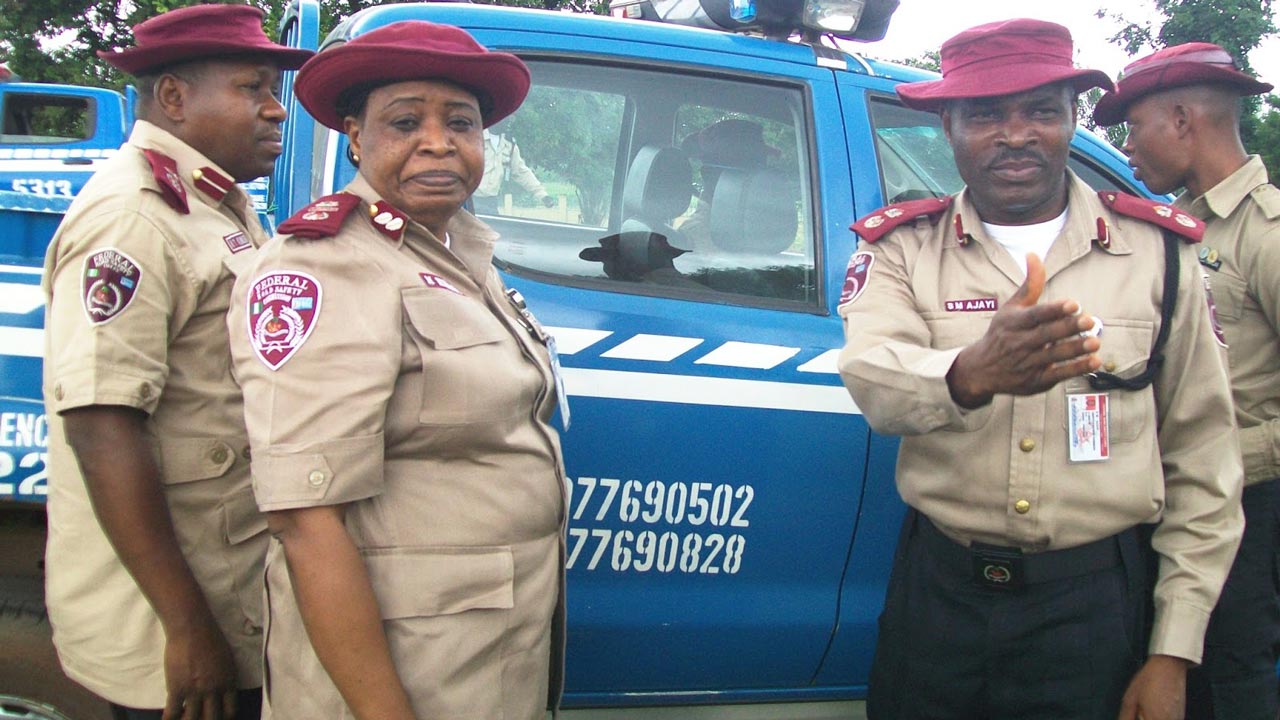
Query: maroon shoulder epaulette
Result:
<box><xmin>141</xmin><ymin>149</ymin><xmax>189</xmax><ymax>214</ymax></box>
<box><xmin>277</xmin><ymin>193</ymin><xmax>362</xmax><ymax>239</ymax></box>
<box><xmin>1096</xmin><ymin>190</ymin><xmax>1204</xmax><ymax>243</ymax></box>
<box><xmin>851</xmin><ymin>196</ymin><xmax>953</xmax><ymax>243</ymax></box>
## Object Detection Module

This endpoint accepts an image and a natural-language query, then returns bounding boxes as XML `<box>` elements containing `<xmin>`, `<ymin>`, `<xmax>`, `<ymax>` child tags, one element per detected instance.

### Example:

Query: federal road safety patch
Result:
<box><xmin>419</xmin><ymin>272</ymin><xmax>462</xmax><ymax>295</ymax></box>
<box><xmin>82</xmin><ymin>248</ymin><xmax>142</xmax><ymax>325</ymax></box>
<box><xmin>839</xmin><ymin>251</ymin><xmax>874</xmax><ymax>305</ymax></box>
<box><xmin>1202</xmin><ymin>272</ymin><xmax>1227</xmax><ymax>348</ymax></box>
<box><xmin>247</xmin><ymin>271</ymin><xmax>322</xmax><ymax>370</ymax></box>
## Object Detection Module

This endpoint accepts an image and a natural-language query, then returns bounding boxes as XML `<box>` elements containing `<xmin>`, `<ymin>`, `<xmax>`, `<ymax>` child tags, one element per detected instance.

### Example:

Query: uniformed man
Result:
<box><xmin>837</xmin><ymin>19</ymin><xmax>1244</xmax><ymax>720</ymax></box>
<box><xmin>41</xmin><ymin>6</ymin><xmax>310</xmax><ymax>719</ymax></box>
<box><xmin>473</xmin><ymin>127</ymin><xmax>556</xmax><ymax>214</ymax></box>
<box><xmin>1094</xmin><ymin>42</ymin><xmax>1279</xmax><ymax>720</ymax></box>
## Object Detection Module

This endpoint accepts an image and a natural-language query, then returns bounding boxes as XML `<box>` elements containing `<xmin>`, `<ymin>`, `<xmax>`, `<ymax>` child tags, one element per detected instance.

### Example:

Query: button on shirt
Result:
<box><xmin>41</xmin><ymin>120</ymin><xmax>270</xmax><ymax>707</ymax></box>
<box><xmin>837</xmin><ymin>172</ymin><xmax>1244</xmax><ymax>663</ymax></box>
<box><xmin>1177</xmin><ymin>155</ymin><xmax>1280</xmax><ymax>486</ymax></box>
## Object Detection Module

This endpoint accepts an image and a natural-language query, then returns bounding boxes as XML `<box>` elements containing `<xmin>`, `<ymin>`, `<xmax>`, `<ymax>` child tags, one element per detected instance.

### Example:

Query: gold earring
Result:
<box><xmin>352</xmin><ymin>153</ymin><xmax>360</xmax><ymax>163</ymax></box>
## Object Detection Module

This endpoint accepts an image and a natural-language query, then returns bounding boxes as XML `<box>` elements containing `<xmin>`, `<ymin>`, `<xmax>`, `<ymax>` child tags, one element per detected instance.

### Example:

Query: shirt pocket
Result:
<box><xmin>923</xmin><ymin>311</ymin><xmax>993</xmax><ymax>350</ymax></box>
<box><xmin>401</xmin><ymin>290</ymin><xmax>524</xmax><ymax>426</ymax></box>
<box><xmin>1061</xmin><ymin>319</ymin><xmax>1154</xmax><ymax>444</ymax></box>
<box><xmin>1207</xmin><ymin>269</ymin><xmax>1246</xmax><ymax>323</ymax></box>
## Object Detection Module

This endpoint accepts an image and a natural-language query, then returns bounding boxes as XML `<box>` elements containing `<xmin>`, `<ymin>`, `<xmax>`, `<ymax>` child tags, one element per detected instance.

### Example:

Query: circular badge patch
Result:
<box><xmin>82</xmin><ymin>248</ymin><xmax>142</xmax><ymax>325</ymax></box>
<box><xmin>246</xmin><ymin>271</ymin><xmax>323</xmax><ymax>370</ymax></box>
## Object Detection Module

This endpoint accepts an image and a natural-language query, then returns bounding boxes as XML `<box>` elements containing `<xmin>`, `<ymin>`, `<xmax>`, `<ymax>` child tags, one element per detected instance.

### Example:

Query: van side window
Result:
<box><xmin>488</xmin><ymin>60</ymin><xmax>818</xmax><ymax>310</ymax></box>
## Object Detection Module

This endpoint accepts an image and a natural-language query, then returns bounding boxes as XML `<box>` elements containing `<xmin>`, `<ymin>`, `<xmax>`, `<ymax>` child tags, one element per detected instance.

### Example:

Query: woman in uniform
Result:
<box><xmin>227</xmin><ymin>21</ymin><xmax>566</xmax><ymax>720</ymax></box>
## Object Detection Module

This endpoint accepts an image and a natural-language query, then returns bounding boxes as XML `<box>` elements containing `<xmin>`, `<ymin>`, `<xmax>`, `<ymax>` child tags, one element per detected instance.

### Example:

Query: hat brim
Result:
<box><xmin>295</xmin><ymin>43</ymin><xmax>531</xmax><ymax>131</ymax></box>
<box><xmin>1092</xmin><ymin>64</ymin><xmax>1274</xmax><ymax>126</ymax></box>
<box><xmin>98</xmin><ymin>41</ymin><xmax>314</xmax><ymax>75</ymax></box>
<box><xmin>896</xmin><ymin>65</ymin><xmax>1115</xmax><ymax>112</ymax></box>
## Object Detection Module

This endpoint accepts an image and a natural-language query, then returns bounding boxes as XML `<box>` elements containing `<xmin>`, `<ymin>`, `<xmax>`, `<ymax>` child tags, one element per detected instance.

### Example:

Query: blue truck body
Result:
<box><xmin>0</xmin><ymin>3</ymin><xmax>1155</xmax><ymax>717</ymax></box>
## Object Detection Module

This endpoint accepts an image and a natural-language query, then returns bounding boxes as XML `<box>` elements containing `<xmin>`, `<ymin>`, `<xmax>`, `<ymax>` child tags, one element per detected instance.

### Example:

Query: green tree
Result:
<box><xmin>1098</xmin><ymin>0</ymin><xmax>1278</xmax><ymax>182</ymax></box>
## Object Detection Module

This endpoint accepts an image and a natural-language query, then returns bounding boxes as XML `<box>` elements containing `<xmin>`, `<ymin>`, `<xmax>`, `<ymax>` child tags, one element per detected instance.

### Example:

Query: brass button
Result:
<box><xmin>1015</xmin><ymin>499</ymin><xmax>1031</xmax><ymax>514</ymax></box>
<box><xmin>210</xmin><ymin>446</ymin><xmax>228</xmax><ymax>464</ymax></box>
<box><xmin>139</xmin><ymin>384</ymin><xmax>152</xmax><ymax>399</ymax></box>
<box><xmin>307</xmin><ymin>470</ymin><xmax>327</xmax><ymax>487</ymax></box>
<box><xmin>1103</xmin><ymin>360</ymin><xmax>1117</xmax><ymax>373</ymax></box>
<box><xmin>241</xmin><ymin>445</ymin><xmax>252</xmax><ymax>461</ymax></box>
<box><xmin>53</xmin><ymin>384</ymin><xmax>64</xmax><ymax>401</ymax></box>
<box><xmin>1019</xmin><ymin>437</ymin><xmax>1036</xmax><ymax>453</ymax></box>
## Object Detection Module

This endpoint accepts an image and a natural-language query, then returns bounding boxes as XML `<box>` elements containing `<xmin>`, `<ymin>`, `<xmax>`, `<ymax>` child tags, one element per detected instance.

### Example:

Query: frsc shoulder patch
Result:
<box><xmin>838</xmin><ymin>251</ymin><xmax>875</xmax><ymax>305</ymax></box>
<box><xmin>141</xmin><ymin>149</ymin><xmax>189</xmax><ymax>214</ymax></box>
<box><xmin>82</xmin><ymin>248</ymin><xmax>142</xmax><ymax>325</ymax></box>
<box><xmin>246</xmin><ymin>271</ymin><xmax>322</xmax><ymax>370</ymax></box>
<box><xmin>277</xmin><ymin>193</ymin><xmax>362</xmax><ymax>239</ymax></box>
<box><xmin>851</xmin><ymin>196</ymin><xmax>953</xmax><ymax>243</ymax></box>
<box><xmin>1096</xmin><ymin>191</ymin><xmax>1204</xmax><ymax>243</ymax></box>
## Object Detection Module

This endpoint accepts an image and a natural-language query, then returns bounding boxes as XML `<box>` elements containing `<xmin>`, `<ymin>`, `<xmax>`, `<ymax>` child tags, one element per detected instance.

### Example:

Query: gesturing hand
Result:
<box><xmin>946</xmin><ymin>253</ymin><xmax>1102</xmax><ymax>408</ymax></box>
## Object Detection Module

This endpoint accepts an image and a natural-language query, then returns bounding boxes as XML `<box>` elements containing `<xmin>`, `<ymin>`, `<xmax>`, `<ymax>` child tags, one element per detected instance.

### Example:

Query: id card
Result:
<box><xmin>1066</xmin><ymin>393</ymin><xmax>1109</xmax><ymax>462</ymax></box>
<box><xmin>548</xmin><ymin>336</ymin><xmax>570</xmax><ymax>431</ymax></box>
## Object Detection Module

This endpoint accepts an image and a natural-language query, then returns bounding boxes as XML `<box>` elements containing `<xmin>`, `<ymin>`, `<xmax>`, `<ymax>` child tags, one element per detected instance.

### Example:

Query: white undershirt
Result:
<box><xmin>982</xmin><ymin>209</ymin><xmax>1068</xmax><ymax>278</ymax></box>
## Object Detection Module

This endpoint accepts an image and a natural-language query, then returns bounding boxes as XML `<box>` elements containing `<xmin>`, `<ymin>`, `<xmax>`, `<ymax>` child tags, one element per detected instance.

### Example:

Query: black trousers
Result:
<box><xmin>868</xmin><ymin>511</ymin><xmax>1148</xmax><ymax>720</ymax></box>
<box><xmin>1186</xmin><ymin>477</ymin><xmax>1280</xmax><ymax>720</ymax></box>
<box><xmin>109</xmin><ymin>688</ymin><xmax>262</xmax><ymax>720</ymax></box>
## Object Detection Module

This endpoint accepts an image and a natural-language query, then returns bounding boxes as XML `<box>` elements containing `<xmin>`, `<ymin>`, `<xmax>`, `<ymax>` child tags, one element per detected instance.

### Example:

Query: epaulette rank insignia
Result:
<box><xmin>851</xmin><ymin>196</ymin><xmax>954</xmax><ymax>243</ymax></box>
<box><xmin>368</xmin><ymin>201</ymin><xmax>408</xmax><ymax>242</ymax></box>
<box><xmin>277</xmin><ymin>193</ymin><xmax>362</xmax><ymax>239</ymax></box>
<box><xmin>141</xmin><ymin>149</ymin><xmax>189</xmax><ymax>214</ymax></box>
<box><xmin>1097</xmin><ymin>191</ymin><xmax>1204</xmax><ymax>243</ymax></box>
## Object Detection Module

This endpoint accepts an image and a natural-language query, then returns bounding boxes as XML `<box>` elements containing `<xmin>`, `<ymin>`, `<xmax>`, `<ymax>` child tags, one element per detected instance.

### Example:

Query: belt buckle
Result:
<box><xmin>971</xmin><ymin>545</ymin><xmax>1024</xmax><ymax>590</ymax></box>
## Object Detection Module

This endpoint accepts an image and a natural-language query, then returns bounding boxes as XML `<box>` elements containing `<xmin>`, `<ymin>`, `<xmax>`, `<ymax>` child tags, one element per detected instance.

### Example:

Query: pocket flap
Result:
<box><xmin>402</xmin><ymin>291</ymin><xmax>507</xmax><ymax>350</ymax></box>
<box><xmin>155</xmin><ymin>436</ymin><xmax>238</xmax><ymax>485</ymax></box>
<box><xmin>363</xmin><ymin>546</ymin><xmax>514</xmax><ymax>619</ymax></box>
<box><xmin>222</xmin><ymin>484</ymin><xmax>268</xmax><ymax>545</ymax></box>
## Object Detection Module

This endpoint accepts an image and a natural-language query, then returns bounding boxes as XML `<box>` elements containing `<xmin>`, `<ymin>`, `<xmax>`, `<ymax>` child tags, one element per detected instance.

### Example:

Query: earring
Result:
<box><xmin>352</xmin><ymin>153</ymin><xmax>360</xmax><ymax>163</ymax></box>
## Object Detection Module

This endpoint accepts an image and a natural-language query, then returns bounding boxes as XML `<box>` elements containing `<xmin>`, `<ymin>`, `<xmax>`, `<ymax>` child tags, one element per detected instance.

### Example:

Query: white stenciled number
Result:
<box><xmin>0</xmin><ymin>451</ymin><xmax>15</xmax><ymax>495</ymax></box>
<box><xmin>679</xmin><ymin>532</ymin><xmax>702</xmax><ymax>572</ymax></box>
<box><xmin>640</xmin><ymin>480</ymin><xmax>665</xmax><ymax>524</ymax></box>
<box><xmin>686</xmin><ymin>481</ymin><xmax>711</xmax><ymax>525</ymax></box>
<box><xmin>566</xmin><ymin>527</ymin><xmax>589</xmax><ymax>569</ymax></box>
<box><xmin>17</xmin><ymin>453</ymin><xmax>48</xmax><ymax>496</ymax></box>
<box><xmin>656</xmin><ymin>531</ymin><xmax>679</xmax><ymax>573</ymax></box>
<box><xmin>700</xmin><ymin>534</ymin><xmax>724</xmax><ymax>574</ymax></box>
<box><xmin>611</xmin><ymin>529</ymin><xmax>634</xmax><ymax>571</ymax></box>
<box><xmin>730</xmin><ymin>485</ymin><xmax>754</xmax><ymax>528</ymax></box>
<box><xmin>724</xmin><ymin>534</ymin><xmax>746</xmax><ymax>574</ymax></box>
<box><xmin>633</xmin><ymin>530</ymin><xmax>657</xmax><ymax>572</ymax></box>
<box><xmin>596</xmin><ymin>478</ymin><xmax>621</xmax><ymax>521</ymax></box>
<box><xmin>664</xmin><ymin>482</ymin><xmax>687</xmax><ymax>525</ymax></box>
<box><xmin>588</xmin><ymin>528</ymin><xmax>612</xmax><ymax>570</ymax></box>
<box><xmin>619</xmin><ymin>479</ymin><xmax>642</xmax><ymax>523</ymax></box>
<box><xmin>572</xmin><ymin>477</ymin><xmax>596</xmax><ymax>521</ymax></box>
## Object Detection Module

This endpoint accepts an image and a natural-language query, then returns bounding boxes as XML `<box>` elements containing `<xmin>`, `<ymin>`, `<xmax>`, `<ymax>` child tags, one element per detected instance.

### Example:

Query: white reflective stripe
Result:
<box><xmin>564</xmin><ymin>367</ymin><xmax>860</xmax><ymax>415</ymax></box>
<box><xmin>0</xmin><ymin>282</ymin><xmax>45</xmax><ymax>314</ymax></box>
<box><xmin>545</xmin><ymin>326</ymin><xmax>612</xmax><ymax>355</ymax></box>
<box><xmin>797</xmin><ymin>348</ymin><xmax>841</xmax><ymax>374</ymax></box>
<box><xmin>0</xmin><ymin>265</ymin><xmax>43</xmax><ymax>275</ymax></box>
<box><xmin>0</xmin><ymin>327</ymin><xmax>42</xmax><ymax>357</ymax></box>
<box><xmin>602</xmin><ymin>333</ymin><xmax>703</xmax><ymax>362</ymax></box>
<box><xmin>694</xmin><ymin>341</ymin><xmax>799</xmax><ymax>370</ymax></box>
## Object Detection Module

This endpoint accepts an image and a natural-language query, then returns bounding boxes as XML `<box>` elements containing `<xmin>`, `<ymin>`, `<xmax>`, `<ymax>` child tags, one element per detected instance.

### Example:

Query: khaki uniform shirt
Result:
<box><xmin>477</xmin><ymin>131</ymin><xmax>549</xmax><ymax>200</ymax></box>
<box><xmin>227</xmin><ymin>175</ymin><xmax>566</xmax><ymax>719</ymax></box>
<box><xmin>1177</xmin><ymin>156</ymin><xmax>1280</xmax><ymax>486</ymax></box>
<box><xmin>838</xmin><ymin>172</ymin><xmax>1244</xmax><ymax>663</ymax></box>
<box><xmin>42</xmin><ymin>120</ymin><xmax>269</xmax><ymax>707</ymax></box>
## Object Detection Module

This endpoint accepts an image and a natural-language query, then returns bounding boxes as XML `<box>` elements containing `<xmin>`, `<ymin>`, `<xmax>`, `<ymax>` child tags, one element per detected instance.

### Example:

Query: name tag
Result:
<box><xmin>1066</xmin><ymin>393</ymin><xmax>1109</xmax><ymax>462</ymax></box>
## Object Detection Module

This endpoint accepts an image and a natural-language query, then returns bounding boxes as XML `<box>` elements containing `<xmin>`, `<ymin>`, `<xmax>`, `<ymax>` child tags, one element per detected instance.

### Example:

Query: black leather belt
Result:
<box><xmin>917</xmin><ymin>513</ymin><xmax>1128</xmax><ymax>590</ymax></box>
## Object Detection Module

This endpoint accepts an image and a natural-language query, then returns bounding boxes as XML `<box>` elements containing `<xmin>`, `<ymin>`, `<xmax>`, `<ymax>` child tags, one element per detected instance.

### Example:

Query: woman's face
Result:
<box><xmin>346</xmin><ymin>79</ymin><xmax>484</xmax><ymax>233</ymax></box>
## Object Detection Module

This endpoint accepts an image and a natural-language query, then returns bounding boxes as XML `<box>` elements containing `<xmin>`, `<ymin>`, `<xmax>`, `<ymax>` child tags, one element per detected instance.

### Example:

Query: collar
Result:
<box><xmin>130</xmin><ymin>120</ymin><xmax>244</xmax><ymax>209</ymax></box>
<box><xmin>1176</xmin><ymin>155</ymin><xmax>1268</xmax><ymax>221</ymax></box>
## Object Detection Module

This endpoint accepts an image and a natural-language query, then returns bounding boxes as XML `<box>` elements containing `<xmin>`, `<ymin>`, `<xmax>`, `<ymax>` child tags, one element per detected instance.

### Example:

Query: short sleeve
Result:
<box><xmin>229</xmin><ymin>236</ymin><xmax>401</xmax><ymax>511</ymax></box>
<box><xmin>44</xmin><ymin>207</ymin><xmax>191</xmax><ymax>415</ymax></box>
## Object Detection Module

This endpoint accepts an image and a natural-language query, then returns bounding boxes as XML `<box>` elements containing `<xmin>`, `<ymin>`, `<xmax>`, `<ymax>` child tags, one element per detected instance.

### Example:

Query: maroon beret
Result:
<box><xmin>98</xmin><ymin>4</ymin><xmax>313</xmax><ymax>76</ymax></box>
<box><xmin>896</xmin><ymin>18</ymin><xmax>1114</xmax><ymax>112</ymax></box>
<box><xmin>293</xmin><ymin>21</ymin><xmax>530</xmax><ymax>131</ymax></box>
<box><xmin>1093</xmin><ymin>42</ymin><xmax>1273</xmax><ymax>126</ymax></box>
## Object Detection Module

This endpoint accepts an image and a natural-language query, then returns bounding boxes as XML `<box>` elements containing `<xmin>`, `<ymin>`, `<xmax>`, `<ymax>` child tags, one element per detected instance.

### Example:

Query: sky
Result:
<box><xmin>858</xmin><ymin>0</ymin><xmax>1279</xmax><ymax>83</ymax></box>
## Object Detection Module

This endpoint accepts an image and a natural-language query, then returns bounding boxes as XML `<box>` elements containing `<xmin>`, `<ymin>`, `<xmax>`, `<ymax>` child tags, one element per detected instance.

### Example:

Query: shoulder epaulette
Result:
<box><xmin>141</xmin><ymin>149</ymin><xmax>189</xmax><ymax>214</ymax></box>
<box><xmin>1249</xmin><ymin>183</ymin><xmax>1280</xmax><ymax>220</ymax></box>
<box><xmin>851</xmin><ymin>196</ymin><xmax>953</xmax><ymax>242</ymax></box>
<box><xmin>1097</xmin><ymin>190</ymin><xmax>1203</xmax><ymax>243</ymax></box>
<box><xmin>277</xmin><ymin>193</ymin><xmax>362</xmax><ymax>239</ymax></box>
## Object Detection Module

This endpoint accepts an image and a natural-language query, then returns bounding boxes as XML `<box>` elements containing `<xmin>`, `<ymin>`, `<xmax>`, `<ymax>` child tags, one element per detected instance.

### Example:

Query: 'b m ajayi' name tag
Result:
<box><xmin>1066</xmin><ymin>393</ymin><xmax>1110</xmax><ymax>462</ymax></box>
